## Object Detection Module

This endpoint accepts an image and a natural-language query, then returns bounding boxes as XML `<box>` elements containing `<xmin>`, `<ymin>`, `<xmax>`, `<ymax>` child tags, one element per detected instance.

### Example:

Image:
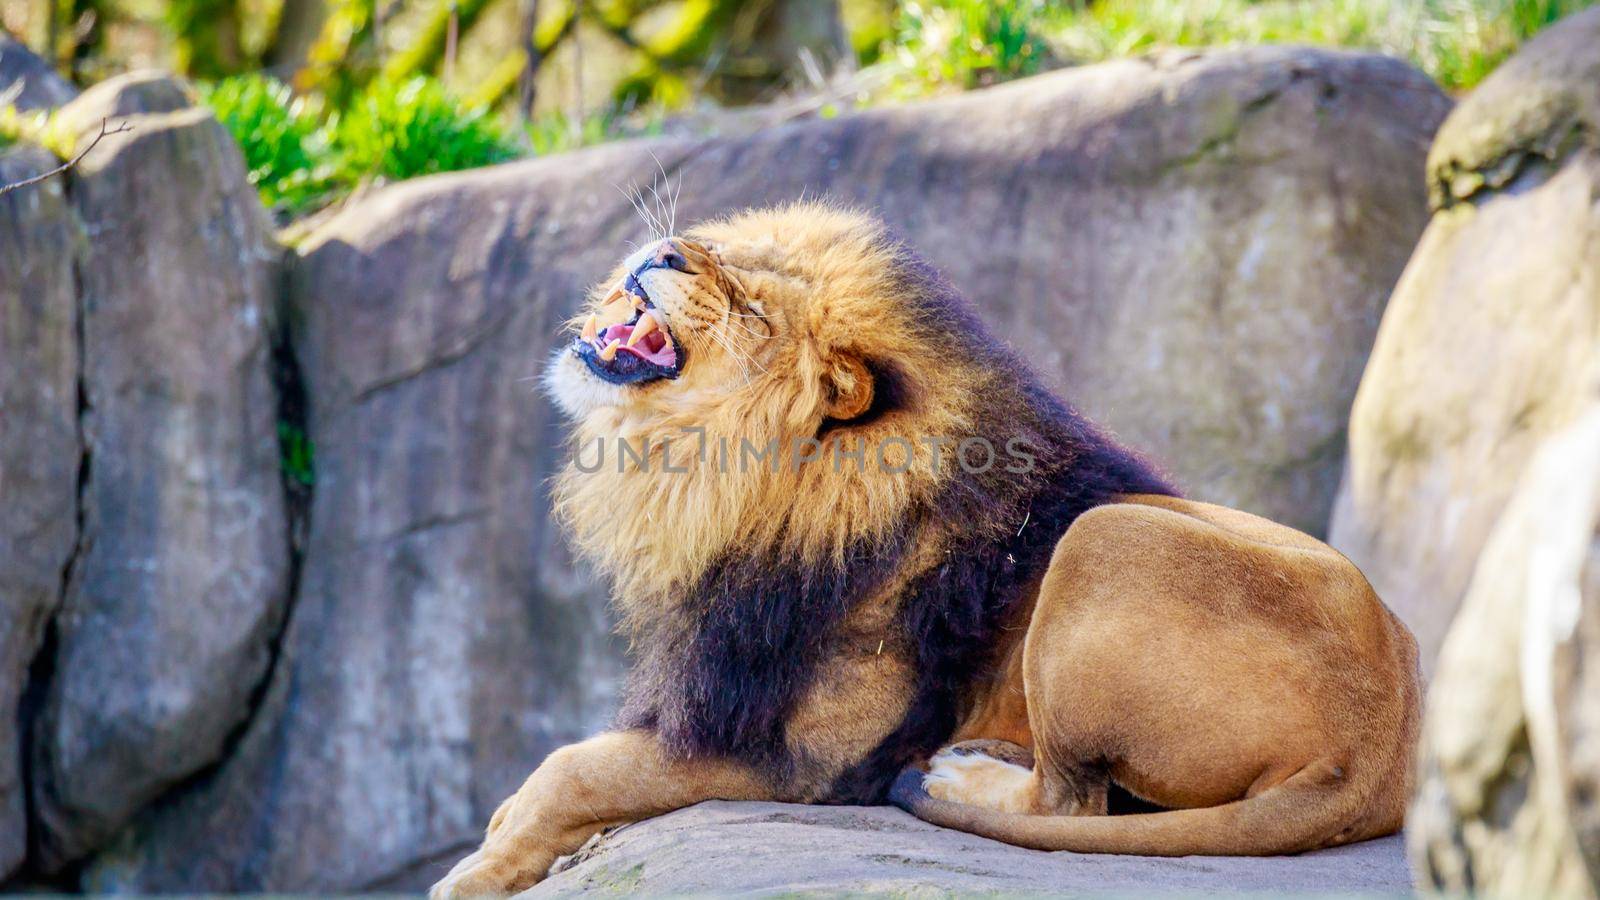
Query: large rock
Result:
<box><xmin>0</xmin><ymin>33</ymin><xmax>76</xmax><ymax>111</ymax></box>
<box><xmin>1410</xmin><ymin>405</ymin><xmax>1600</xmax><ymax>896</ymax></box>
<box><xmin>0</xmin><ymin>144</ymin><xmax>81</xmax><ymax>879</ymax></box>
<box><xmin>1328</xmin><ymin>7</ymin><xmax>1600</xmax><ymax>671</ymax></box>
<box><xmin>25</xmin><ymin>79</ymin><xmax>291</xmax><ymax>871</ymax></box>
<box><xmin>52</xmin><ymin>70</ymin><xmax>194</xmax><ymax>135</ymax></box>
<box><xmin>529</xmin><ymin>801</ymin><xmax>1414</xmax><ymax>896</ymax></box>
<box><xmin>82</xmin><ymin>47</ymin><xmax>1445</xmax><ymax>892</ymax></box>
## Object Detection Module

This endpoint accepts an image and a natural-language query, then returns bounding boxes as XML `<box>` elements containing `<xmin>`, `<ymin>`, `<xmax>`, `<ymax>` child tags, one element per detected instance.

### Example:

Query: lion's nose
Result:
<box><xmin>636</xmin><ymin>240</ymin><xmax>694</xmax><ymax>275</ymax></box>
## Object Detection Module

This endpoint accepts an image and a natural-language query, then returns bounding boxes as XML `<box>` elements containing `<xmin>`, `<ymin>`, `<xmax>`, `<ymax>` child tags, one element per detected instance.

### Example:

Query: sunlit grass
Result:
<box><xmin>888</xmin><ymin>0</ymin><xmax>1056</xmax><ymax>93</ymax></box>
<box><xmin>202</xmin><ymin>72</ymin><xmax>661</xmax><ymax>220</ymax></box>
<box><xmin>1040</xmin><ymin>0</ymin><xmax>1596</xmax><ymax>91</ymax></box>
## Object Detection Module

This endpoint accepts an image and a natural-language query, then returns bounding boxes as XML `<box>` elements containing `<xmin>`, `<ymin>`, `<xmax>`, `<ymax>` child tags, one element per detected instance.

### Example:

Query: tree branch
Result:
<box><xmin>0</xmin><ymin>117</ymin><xmax>132</xmax><ymax>200</ymax></box>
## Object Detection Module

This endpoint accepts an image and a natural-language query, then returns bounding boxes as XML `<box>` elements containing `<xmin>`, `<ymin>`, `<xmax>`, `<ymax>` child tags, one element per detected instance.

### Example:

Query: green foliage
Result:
<box><xmin>202</xmin><ymin>75</ymin><xmax>334</xmax><ymax>217</ymax></box>
<box><xmin>1040</xmin><ymin>0</ymin><xmax>1600</xmax><ymax>92</ymax></box>
<box><xmin>203</xmin><ymin>73</ymin><xmax>523</xmax><ymax>218</ymax></box>
<box><xmin>277</xmin><ymin>420</ymin><xmax>315</xmax><ymax>487</ymax></box>
<box><xmin>890</xmin><ymin>0</ymin><xmax>1053</xmax><ymax>91</ymax></box>
<box><xmin>0</xmin><ymin>110</ymin><xmax>20</xmax><ymax>151</ymax></box>
<box><xmin>0</xmin><ymin>106</ymin><xmax>75</xmax><ymax>159</ymax></box>
<box><xmin>332</xmin><ymin>76</ymin><xmax>521</xmax><ymax>182</ymax></box>
<box><xmin>167</xmin><ymin>0</ymin><xmax>246</xmax><ymax>77</ymax></box>
<box><xmin>841</xmin><ymin>0</ymin><xmax>900</xmax><ymax>65</ymax></box>
<box><xmin>297</xmin><ymin>0</ymin><xmax>381</xmax><ymax>102</ymax></box>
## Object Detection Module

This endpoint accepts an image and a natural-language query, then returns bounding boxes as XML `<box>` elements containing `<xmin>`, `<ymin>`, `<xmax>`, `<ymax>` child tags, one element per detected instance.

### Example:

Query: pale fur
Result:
<box><xmin>926</xmin><ymin>748</ymin><xmax>1039</xmax><ymax>814</ymax></box>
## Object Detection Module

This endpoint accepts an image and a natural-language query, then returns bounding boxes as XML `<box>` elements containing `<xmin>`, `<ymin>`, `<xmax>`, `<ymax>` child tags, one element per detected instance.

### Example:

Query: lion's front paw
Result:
<box><xmin>429</xmin><ymin>848</ymin><xmax>548</xmax><ymax>900</ymax></box>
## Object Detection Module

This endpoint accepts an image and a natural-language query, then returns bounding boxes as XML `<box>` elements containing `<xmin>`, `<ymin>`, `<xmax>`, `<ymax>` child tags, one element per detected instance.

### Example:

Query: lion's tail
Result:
<box><xmin>886</xmin><ymin>763</ymin><xmax>1368</xmax><ymax>857</ymax></box>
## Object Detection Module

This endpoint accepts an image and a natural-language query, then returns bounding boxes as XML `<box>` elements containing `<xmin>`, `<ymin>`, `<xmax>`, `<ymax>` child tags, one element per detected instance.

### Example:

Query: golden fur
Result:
<box><xmin>549</xmin><ymin>204</ymin><xmax>980</xmax><ymax>625</ymax></box>
<box><xmin>431</xmin><ymin>203</ymin><xmax>1422</xmax><ymax>898</ymax></box>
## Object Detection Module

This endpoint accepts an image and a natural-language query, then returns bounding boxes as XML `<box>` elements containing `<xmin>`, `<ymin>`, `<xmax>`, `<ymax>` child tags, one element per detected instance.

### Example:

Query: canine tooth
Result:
<box><xmin>599</xmin><ymin>339</ymin><xmax>621</xmax><ymax>361</ymax></box>
<box><xmin>627</xmin><ymin>311</ymin><xmax>657</xmax><ymax>347</ymax></box>
<box><xmin>581</xmin><ymin>314</ymin><xmax>598</xmax><ymax>342</ymax></box>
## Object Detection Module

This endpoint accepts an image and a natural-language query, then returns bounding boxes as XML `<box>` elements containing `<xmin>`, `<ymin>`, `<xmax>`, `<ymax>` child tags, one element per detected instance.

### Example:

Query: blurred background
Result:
<box><xmin>3</xmin><ymin>0</ymin><xmax>1596</xmax><ymax>220</ymax></box>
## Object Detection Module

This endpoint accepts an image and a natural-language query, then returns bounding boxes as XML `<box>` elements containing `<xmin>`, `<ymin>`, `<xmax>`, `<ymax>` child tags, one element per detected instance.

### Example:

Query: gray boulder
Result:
<box><xmin>52</xmin><ymin>69</ymin><xmax>193</xmax><ymax>135</ymax></box>
<box><xmin>0</xmin><ymin>144</ymin><xmax>81</xmax><ymax>879</ymax></box>
<box><xmin>0</xmin><ymin>33</ymin><xmax>76</xmax><ymax>111</ymax></box>
<box><xmin>1410</xmin><ymin>405</ymin><xmax>1600</xmax><ymax>896</ymax></box>
<box><xmin>83</xmin><ymin>46</ymin><xmax>1445</xmax><ymax>892</ymax></box>
<box><xmin>529</xmin><ymin>801</ymin><xmax>1414</xmax><ymax>896</ymax></box>
<box><xmin>25</xmin><ymin>78</ymin><xmax>290</xmax><ymax>871</ymax></box>
<box><xmin>1328</xmin><ymin>7</ymin><xmax>1600</xmax><ymax>671</ymax></box>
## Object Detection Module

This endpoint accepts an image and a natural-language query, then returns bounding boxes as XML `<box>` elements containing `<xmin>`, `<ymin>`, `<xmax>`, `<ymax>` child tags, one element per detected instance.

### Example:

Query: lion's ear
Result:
<box><xmin>823</xmin><ymin>355</ymin><xmax>874</xmax><ymax>422</ymax></box>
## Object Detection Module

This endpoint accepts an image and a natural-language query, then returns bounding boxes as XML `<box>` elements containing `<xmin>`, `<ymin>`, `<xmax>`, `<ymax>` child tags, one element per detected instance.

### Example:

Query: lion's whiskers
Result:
<box><xmin>646</xmin><ymin>149</ymin><xmax>681</xmax><ymax>237</ymax></box>
<box><xmin>616</xmin><ymin>181</ymin><xmax>665</xmax><ymax>241</ymax></box>
<box><xmin>717</xmin><ymin>327</ymin><xmax>770</xmax><ymax>379</ymax></box>
<box><xmin>723</xmin><ymin>318</ymin><xmax>769</xmax><ymax>339</ymax></box>
<box><xmin>704</xmin><ymin>330</ymin><xmax>751</xmax><ymax>383</ymax></box>
<box><xmin>704</xmin><ymin>326</ymin><xmax>765</xmax><ymax>384</ymax></box>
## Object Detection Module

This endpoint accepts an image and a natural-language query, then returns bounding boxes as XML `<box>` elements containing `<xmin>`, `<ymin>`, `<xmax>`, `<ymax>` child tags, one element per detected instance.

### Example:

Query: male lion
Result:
<box><xmin>431</xmin><ymin>203</ymin><xmax>1419</xmax><ymax>897</ymax></box>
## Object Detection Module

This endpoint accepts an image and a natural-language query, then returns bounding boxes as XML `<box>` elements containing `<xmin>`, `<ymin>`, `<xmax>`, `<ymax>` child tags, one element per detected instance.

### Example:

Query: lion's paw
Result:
<box><xmin>924</xmin><ymin>741</ymin><xmax>1038</xmax><ymax>814</ymax></box>
<box><xmin>429</xmin><ymin>848</ymin><xmax>541</xmax><ymax>900</ymax></box>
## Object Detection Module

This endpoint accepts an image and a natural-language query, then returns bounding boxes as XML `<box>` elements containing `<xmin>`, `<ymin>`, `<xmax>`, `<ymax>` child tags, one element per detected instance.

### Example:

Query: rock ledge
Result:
<box><xmin>525</xmin><ymin>801</ymin><xmax>1413</xmax><ymax>896</ymax></box>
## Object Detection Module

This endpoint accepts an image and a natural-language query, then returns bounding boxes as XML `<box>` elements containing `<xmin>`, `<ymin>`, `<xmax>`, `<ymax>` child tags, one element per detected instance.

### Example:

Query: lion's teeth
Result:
<box><xmin>631</xmin><ymin>293</ymin><xmax>646</xmax><ymax>310</ymax></box>
<box><xmin>581</xmin><ymin>314</ymin><xmax>598</xmax><ymax>342</ymax></box>
<box><xmin>627</xmin><ymin>311</ymin><xmax>657</xmax><ymax>347</ymax></box>
<box><xmin>599</xmin><ymin>339</ymin><xmax>621</xmax><ymax>361</ymax></box>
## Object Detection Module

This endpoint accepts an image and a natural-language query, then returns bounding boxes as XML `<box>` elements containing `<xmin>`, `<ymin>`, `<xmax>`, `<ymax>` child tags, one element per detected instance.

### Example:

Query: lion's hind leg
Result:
<box><xmin>922</xmin><ymin>740</ymin><xmax>1107</xmax><ymax>817</ymax></box>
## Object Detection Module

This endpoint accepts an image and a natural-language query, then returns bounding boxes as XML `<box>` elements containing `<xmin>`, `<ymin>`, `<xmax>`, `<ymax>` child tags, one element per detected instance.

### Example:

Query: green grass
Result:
<box><xmin>889</xmin><ymin>0</ymin><xmax>1056</xmax><ymax>93</ymax></box>
<box><xmin>277</xmin><ymin>420</ymin><xmax>315</xmax><ymax>488</ymax></box>
<box><xmin>331</xmin><ymin>76</ymin><xmax>522</xmax><ymax>183</ymax></box>
<box><xmin>204</xmin><ymin>71</ymin><xmax>667</xmax><ymax>221</ymax></box>
<box><xmin>1039</xmin><ymin>0</ymin><xmax>1597</xmax><ymax>92</ymax></box>
<box><xmin>878</xmin><ymin>0</ymin><xmax>1597</xmax><ymax>94</ymax></box>
<box><xmin>202</xmin><ymin>76</ymin><xmax>335</xmax><ymax>218</ymax></box>
<box><xmin>203</xmin><ymin>73</ymin><xmax>524</xmax><ymax>219</ymax></box>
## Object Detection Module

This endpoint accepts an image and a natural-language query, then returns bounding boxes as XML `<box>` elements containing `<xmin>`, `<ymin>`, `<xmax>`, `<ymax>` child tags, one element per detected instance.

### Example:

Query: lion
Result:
<box><xmin>430</xmin><ymin>202</ymin><xmax>1421</xmax><ymax>898</ymax></box>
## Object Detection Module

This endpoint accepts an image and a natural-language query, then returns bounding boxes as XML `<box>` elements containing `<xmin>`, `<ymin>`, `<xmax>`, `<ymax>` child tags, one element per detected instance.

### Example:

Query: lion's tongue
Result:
<box><xmin>600</xmin><ymin>323</ymin><xmax>677</xmax><ymax>367</ymax></box>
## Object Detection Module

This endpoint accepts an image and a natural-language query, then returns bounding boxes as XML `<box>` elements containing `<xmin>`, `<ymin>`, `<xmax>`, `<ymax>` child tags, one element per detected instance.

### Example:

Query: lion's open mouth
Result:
<box><xmin>573</xmin><ymin>274</ymin><xmax>682</xmax><ymax>384</ymax></box>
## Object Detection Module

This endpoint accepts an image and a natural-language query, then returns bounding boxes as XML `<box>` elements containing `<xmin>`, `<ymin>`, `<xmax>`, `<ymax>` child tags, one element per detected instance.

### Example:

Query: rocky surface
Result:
<box><xmin>0</xmin><ymin>144</ymin><xmax>81</xmax><ymax>879</ymax></box>
<box><xmin>51</xmin><ymin>70</ymin><xmax>195</xmax><ymax>136</ymax></box>
<box><xmin>1328</xmin><ymin>6</ymin><xmax>1600</xmax><ymax>671</ymax></box>
<box><xmin>528</xmin><ymin>802</ymin><xmax>1414</xmax><ymax>896</ymax></box>
<box><xmin>70</xmin><ymin>46</ymin><xmax>1447</xmax><ymax>893</ymax></box>
<box><xmin>1410</xmin><ymin>406</ymin><xmax>1600</xmax><ymax>896</ymax></box>
<box><xmin>23</xmin><ymin>78</ymin><xmax>291</xmax><ymax>872</ymax></box>
<box><xmin>0</xmin><ymin>34</ymin><xmax>76</xmax><ymax>111</ymax></box>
